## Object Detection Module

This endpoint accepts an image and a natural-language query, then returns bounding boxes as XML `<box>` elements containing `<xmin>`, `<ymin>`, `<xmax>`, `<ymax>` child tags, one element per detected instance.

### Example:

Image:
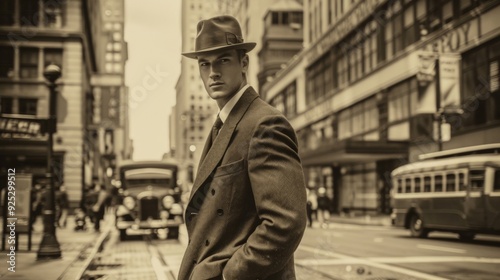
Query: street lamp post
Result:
<box><xmin>37</xmin><ymin>63</ymin><xmax>62</xmax><ymax>259</ymax></box>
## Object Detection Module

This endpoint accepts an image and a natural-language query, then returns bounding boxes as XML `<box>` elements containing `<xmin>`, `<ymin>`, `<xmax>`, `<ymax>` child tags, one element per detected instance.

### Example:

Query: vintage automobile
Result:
<box><xmin>115</xmin><ymin>160</ymin><xmax>184</xmax><ymax>240</ymax></box>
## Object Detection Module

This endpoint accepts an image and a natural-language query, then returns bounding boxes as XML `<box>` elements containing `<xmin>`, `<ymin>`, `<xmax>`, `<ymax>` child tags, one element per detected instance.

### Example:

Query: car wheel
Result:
<box><xmin>167</xmin><ymin>227</ymin><xmax>179</xmax><ymax>239</ymax></box>
<box><xmin>410</xmin><ymin>214</ymin><xmax>428</xmax><ymax>238</ymax></box>
<box><xmin>459</xmin><ymin>232</ymin><xmax>475</xmax><ymax>241</ymax></box>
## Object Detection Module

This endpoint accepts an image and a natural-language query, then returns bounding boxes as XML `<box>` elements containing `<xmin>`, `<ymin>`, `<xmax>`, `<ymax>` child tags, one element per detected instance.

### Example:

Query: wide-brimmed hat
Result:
<box><xmin>182</xmin><ymin>15</ymin><xmax>256</xmax><ymax>59</ymax></box>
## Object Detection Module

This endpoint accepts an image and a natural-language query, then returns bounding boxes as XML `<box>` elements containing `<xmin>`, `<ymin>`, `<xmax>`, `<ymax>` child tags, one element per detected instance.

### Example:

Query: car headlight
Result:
<box><xmin>123</xmin><ymin>196</ymin><xmax>135</xmax><ymax>210</ymax></box>
<box><xmin>162</xmin><ymin>195</ymin><xmax>175</xmax><ymax>209</ymax></box>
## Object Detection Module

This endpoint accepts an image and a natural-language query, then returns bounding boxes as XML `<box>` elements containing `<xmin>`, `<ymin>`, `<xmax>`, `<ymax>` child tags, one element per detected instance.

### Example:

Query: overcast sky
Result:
<box><xmin>124</xmin><ymin>0</ymin><xmax>182</xmax><ymax>160</ymax></box>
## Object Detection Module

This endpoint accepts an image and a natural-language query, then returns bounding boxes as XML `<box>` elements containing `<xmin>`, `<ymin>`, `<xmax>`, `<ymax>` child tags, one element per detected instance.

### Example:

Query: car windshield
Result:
<box><xmin>123</xmin><ymin>168</ymin><xmax>173</xmax><ymax>189</ymax></box>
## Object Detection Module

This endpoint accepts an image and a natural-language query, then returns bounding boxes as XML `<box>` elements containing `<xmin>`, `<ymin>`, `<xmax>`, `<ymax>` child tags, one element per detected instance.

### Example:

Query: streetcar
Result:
<box><xmin>115</xmin><ymin>160</ymin><xmax>184</xmax><ymax>240</ymax></box>
<box><xmin>391</xmin><ymin>144</ymin><xmax>500</xmax><ymax>240</ymax></box>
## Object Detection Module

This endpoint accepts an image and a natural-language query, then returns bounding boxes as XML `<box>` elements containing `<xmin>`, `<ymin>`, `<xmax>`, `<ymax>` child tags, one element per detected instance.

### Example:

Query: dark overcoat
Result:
<box><xmin>178</xmin><ymin>87</ymin><xmax>307</xmax><ymax>280</ymax></box>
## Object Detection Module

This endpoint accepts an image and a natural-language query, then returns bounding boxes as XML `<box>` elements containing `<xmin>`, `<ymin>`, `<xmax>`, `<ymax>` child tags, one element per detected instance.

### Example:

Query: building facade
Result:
<box><xmin>262</xmin><ymin>0</ymin><xmax>500</xmax><ymax>215</ymax></box>
<box><xmin>0</xmin><ymin>0</ymin><xmax>131</xmax><ymax>208</ymax></box>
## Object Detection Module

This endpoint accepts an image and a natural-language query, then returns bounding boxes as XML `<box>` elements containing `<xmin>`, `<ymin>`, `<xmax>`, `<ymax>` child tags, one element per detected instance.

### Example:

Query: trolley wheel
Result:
<box><xmin>410</xmin><ymin>214</ymin><xmax>428</xmax><ymax>238</ymax></box>
<box><xmin>458</xmin><ymin>232</ymin><xmax>475</xmax><ymax>241</ymax></box>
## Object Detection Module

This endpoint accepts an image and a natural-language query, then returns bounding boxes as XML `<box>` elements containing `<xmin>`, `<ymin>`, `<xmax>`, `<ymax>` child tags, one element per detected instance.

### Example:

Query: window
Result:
<box><xmin>461</xmin><ymin>39</ymin><xmax>500</xmax><ymax>130</ymax></box>
<box><xmin>469</xmin><ymin>170</ymin><xmax>484</xmax><ymax>191</ymax></box>
<box><xmin>338</xmin><ymin>97</ymin><xmax>378</xmax><ymax>140</ymax></box>
<box><xmin>306</xmin><ymin>52</ymin><xmax>334</xmax><ymax>105</ymax></box>
<box><xmin>446</xmin><ymin>173</ymin><xmax>456</xmax><ymax>192</ymax></box>
<box><xmin>397</xmin><ymin>179</ymin><xmax>403</xmax><ymax>193</ymax></box>
<box><xmin>44</xmin><ymin>48</ymin><xmax>63</xmax><ymax>70</ymax></box>
<box><xmin>44</xmin><ymin>0</ymin><xmax>64</xmax><ymax>28</ymax></box>
<box><xmin>20</xmin><ymin>0</ymin><xmax>39</xmax><ymax>26</ymax></box>
<box><xmin>435</xmin><ymin>174</ymin><xmax>443</xmax><ymax>192</ymax></box>
<box><xmin>424</xmin><ymin>176</ymin><xmax>431</xmax><ymax>192</ymax></box>
<box><xmin>20</xmin><ymin>48</ymin><xmax>39</xmax><ymax>78</ymax></box>
<box><xmin>18</xmin><ymin>98</ymin><xmax>37</xmax><ymax>115</ymax></box>
<box><xmin>0</xmin><ymin>46</ymin><xmax>14</xmax><ymax>78</ymax></box>
<box><xmin>458</xmin><ymin>172</ymin><xmax>466</xmax><ymax>191</ymax></box>
<box><xmin>405</xmin><ymin>178</ymin><xmax>412</xmax><ymax>193</ymax></box>
<box><xmin>414</xmin><ymin>177</ymin><xmax>421</xmax><ymax>193</ymax></box>
<box><xmin>0</xmin><ymin>0</ymin><xmax>15</xmax><ymax>25</ymax></box>
<box><xmin>388</xmin><ymin>81</ymin><xmax>410</xmax><ymax>123</ymax></box>
<box><xmin>494</xmin><ymin>170</ymin><xmax>500</xmax><ymax>191</ymax></box>
<box><xmin>0</xmin><ymin>97</ymin><xmax>13</xmax><ymax>114</ymax></box>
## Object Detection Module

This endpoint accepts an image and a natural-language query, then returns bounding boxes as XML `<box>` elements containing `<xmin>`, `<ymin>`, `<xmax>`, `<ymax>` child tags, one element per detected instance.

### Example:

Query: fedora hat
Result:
<box><xmin>182</xmin><ymin>15</ymin><xmax>256</xmax><ymax>59</ymax></box>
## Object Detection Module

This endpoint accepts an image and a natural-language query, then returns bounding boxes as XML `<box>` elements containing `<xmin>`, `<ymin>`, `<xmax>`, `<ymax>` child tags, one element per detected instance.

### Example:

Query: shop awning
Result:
<box><xmin>300</xmin><ymin>140</ymin><xmax>408</xmax><ymax>166</ymax></box>
<box><xmin>0</xmin><ymin>138</ymin><xmax>49</xmax><ymax>156</ymax></box>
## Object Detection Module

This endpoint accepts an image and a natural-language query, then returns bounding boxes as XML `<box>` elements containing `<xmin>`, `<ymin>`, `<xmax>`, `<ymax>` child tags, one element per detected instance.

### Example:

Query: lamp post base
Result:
<box><xmin>37</xmin><ymin>232</ymin><xmax>62</xmax><ymax>259</ymax></box>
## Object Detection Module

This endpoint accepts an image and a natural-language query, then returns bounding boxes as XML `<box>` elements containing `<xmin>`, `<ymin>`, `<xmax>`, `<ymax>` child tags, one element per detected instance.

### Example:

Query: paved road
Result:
<box><xmin>298</xmin><ymin>222</ymin><xmax>500</xmax><ymax>279</ymax></box>
<box><xmin>82</xmin><ymin>223</ymin><xmax>500</xmax><ymax>279</ymax></box>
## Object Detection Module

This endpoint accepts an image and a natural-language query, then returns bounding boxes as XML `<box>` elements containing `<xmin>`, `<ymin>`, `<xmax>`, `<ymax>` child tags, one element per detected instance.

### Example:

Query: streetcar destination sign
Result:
<box><xmin>0</xmin><ymin>115</ymin><xmax>49</xmax><ymax>135</ymax></box>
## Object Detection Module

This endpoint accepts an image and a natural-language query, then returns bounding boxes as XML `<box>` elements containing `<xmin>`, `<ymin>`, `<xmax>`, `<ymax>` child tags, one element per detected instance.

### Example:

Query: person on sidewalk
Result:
<box><xmin>90</xmin><ymin>184</ymin><xmax>108</xmax><ymax>233</ymax></box>
<box><xmin>306</xmin><ymin>186</ymin><xmax>318</xmax><ymax>228</ymax></box>
<box><xmin>317</xmin><ymin>187</ymin><xmax>331</xmax><ymax>228</ymax></box>
<box><xmin>178</xmin><ymin>15</ymin><xmax>307</xmax><ymax>280</ymax></box>
<box><xmin>56</xmin><ymin>185</ymin><xmax>69</xmax><ymax>228</ymax></box>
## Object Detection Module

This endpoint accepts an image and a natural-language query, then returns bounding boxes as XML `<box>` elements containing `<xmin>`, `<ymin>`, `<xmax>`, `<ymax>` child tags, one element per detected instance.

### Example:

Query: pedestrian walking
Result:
<box><xmin>177</xmin><ymin>15</ymin><xmax>307</xmax><ymax>280</ymax></box>
<box><xmin>90</xmin><ymin>184</ymin><xmax>108</xmax><ymax>232</ymax></box>
<box><xmin>317</xmin><ymin>187</ymin><xmax>331</xmax><ymax>227</ymax></box>
<box><xmin>306</xmin><ymin>187</ymin><xmax>318</xmax><ymax>227</ymax></box>
<box><xmin>56</xmin><ymin>184</ymin><xmax>69</xmax><ymax>228</ymax></box>
<box><xmin>30</xmin><ymin>184</ymin><xmax>45</xmax><ymax>231</ymax></box>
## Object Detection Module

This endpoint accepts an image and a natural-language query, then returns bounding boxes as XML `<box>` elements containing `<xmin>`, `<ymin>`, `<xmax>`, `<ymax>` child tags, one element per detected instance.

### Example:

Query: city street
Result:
<box><xmin>80</xmin><ymin>222</ymin><xmax>500</xmax><ymax>280</ymax></box>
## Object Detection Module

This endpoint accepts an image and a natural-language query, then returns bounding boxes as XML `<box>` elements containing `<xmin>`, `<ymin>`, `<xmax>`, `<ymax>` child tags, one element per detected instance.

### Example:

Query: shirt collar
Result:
<box><xmin>218</xmin><ymin>84</ymin><xmax>250</xmax><ymax>123</ymax></box>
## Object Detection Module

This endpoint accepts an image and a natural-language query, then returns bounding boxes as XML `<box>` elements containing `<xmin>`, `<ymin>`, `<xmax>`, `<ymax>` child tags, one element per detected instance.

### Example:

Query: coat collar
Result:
<box><xmin>189</xmin><ymin>87</ymin><xmax>259</xmax><ymax>202</ymax></box>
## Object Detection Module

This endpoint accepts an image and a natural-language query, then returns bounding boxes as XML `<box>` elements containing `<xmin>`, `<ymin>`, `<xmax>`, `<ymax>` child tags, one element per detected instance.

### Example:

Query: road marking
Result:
<box><xmin>417</xmin><ymin>244</ymin><xmax>466</xmax><ymax>254</ymax></box>
<box><xmin>299</xmin><ymin>245</ymin><xmax>449</xmax><ymax>280</ymax></box>
<box><xmin>367</xmin><ymin>256</ymin><xmax>500</xmax><ymax>264</ymax></box>
<box><xmin>296</xmin><ymin>256</ymin><xmax>500</xmax><ymax>266</ymax></box>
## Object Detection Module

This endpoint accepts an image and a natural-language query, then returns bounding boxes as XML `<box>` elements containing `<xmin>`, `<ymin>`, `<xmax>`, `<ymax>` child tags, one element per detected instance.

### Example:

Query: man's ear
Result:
<box><xmin>242</xmin><ymin>54</ymin><xmax>249</xmax><ymax>73</ymax></box>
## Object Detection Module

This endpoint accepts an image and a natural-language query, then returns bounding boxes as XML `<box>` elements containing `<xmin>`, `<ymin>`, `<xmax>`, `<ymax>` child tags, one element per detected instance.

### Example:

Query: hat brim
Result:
<box><xmin>182</xmin><ymin>42</ymin><xmax>256</xmax><ymax>59</ymax></box>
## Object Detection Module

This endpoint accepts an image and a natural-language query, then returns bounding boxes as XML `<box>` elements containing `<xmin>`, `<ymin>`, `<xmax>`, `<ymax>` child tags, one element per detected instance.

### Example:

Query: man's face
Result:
<box><xmin>197</xmin><ymin>49</ymin><xmax>248</xmax><ymax>109</ymax></box>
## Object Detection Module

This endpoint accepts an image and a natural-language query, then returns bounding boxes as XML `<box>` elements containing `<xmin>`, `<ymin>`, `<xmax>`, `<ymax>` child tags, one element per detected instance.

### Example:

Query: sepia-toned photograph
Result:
<box><xmin>0</xmin><ymin>0</ymin><xmax>499</xmax><ymax>279</ymax></box>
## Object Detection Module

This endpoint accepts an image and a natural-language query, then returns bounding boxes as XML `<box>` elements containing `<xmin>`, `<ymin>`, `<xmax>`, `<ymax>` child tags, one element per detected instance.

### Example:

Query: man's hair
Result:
<box><xmin>237</xmin><ymin>49</ymin><xmax>247</xmax><ymax>60</ymax></box>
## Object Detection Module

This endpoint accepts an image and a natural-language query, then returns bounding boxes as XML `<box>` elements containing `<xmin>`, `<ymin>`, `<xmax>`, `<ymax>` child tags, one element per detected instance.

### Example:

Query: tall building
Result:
<box><xmin>0</xmin><ymin>0</ymin><xmax>130</xmax><ymax>208</ymax></box>
<box><xmin>262</xmin><ymin>0</ymin><xmax>500</xmax><ymax>215</ymax></box>
<box><xmin>173</xmin><ymin>0</ymin><xmax>232</xmax><ymax>192</ymax></box>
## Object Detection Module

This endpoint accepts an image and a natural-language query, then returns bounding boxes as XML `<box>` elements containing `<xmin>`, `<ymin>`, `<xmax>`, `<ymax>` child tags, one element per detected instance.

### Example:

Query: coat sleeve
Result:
<box><xmin>223</xmin><ymin>115</ymin><xmax>307</xmax><ymax>279</ymax></box>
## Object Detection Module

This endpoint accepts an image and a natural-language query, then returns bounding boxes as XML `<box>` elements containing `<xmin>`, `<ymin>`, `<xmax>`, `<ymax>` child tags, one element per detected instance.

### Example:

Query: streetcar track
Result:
<box><xmin>144</xmin><ymin>234</ymin><xmax>177</xmax><ymax>280</ymax></box>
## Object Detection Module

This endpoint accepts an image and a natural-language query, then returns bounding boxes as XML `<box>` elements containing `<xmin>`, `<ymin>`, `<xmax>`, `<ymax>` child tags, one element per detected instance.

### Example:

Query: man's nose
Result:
<box><xmin>209</xmin><ymin>66</ymin><xmax>221</xmax><ymax>79</ymax></box>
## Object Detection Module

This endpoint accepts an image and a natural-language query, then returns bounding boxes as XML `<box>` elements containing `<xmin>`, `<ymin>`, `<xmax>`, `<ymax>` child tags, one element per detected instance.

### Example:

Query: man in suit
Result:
<box><xmin>178</xmin><ymin>15</ymin><xmax>307</xmax><ymax>280</ymax></box>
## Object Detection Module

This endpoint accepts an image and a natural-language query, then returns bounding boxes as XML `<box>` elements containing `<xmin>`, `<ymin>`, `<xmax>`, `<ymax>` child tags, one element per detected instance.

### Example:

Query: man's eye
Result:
<box><xmin>199</xmin><ymin>62</ymin><xmax>208</xmax><ymax>67</ymax></box>
<box><xmin>220</xmin><ymin>59</ymin><xmax>229</xmax><ymax>63</ymax></box>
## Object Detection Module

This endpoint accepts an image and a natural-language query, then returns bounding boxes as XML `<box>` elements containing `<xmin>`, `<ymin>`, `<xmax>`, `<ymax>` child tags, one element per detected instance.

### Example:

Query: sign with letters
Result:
<box><xmin>439</xmin><ymin>54</ymin><xmax>461</xmax><ymax>108</ymax></box>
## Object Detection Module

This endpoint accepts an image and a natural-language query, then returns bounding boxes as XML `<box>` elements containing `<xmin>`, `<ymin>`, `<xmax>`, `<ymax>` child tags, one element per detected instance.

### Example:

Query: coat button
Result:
<box><xmin>217</xmin><ymin>209</ymin><xmax>224</xmax><ymax>216</ymax></box>
<box><xmin>205</xmin><ymin>239</ymin><xmax>210</xmax><ymax>246</ymax></box>
<box><xmin>211</xmin><ymin>189</ymin><xmax>216</xmax><ymax>196</ymax></box>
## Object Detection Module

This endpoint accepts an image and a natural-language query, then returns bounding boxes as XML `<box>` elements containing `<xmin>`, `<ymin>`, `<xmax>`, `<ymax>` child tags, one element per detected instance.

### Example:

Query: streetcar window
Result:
<box><xmin>397</xmin><ymin>179</ymin><xmax>403</xmax><ymax>193</ymax></box>
<box><xmin>424</xmin><ymin>176</ymin><xmax>431</xmax><ymax>192</ymax></box>
<box><xmin>469</xmin><ymin>170</ymin><xmax>484</xmax><ymax>191</ymax></box>
<box><xmin>414</xmin><ymin>177</ymin><xmax>421</xmax><ymax>193</ymax></box>
<box><xmin>435</xmin><ymin>175</ymin><xmax>443</xmax><ymax>192</ymax></box>
<box><xmin>446</xmin><ymin>173</ymin><xmax>456</xmax><ymax>192</ymax></box>
<box><xmin>458</xmin><ymin>173</ymin><xmax>466</xmax><ymax>191</ymax></box>
<box><xmin>494</xmin><ymin>170</ymin><xmax>500</xmax><ymax>191</ymax></box>
<box><xmin>405</xmin><ymin>178</ymin><xmax>412</xmax><ymax>193</ymax></box>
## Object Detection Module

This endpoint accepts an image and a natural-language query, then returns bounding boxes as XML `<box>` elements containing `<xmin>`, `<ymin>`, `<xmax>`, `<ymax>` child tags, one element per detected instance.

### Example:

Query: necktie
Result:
<box><xmin>211</xmin><ymin>116</ymin><xmax>223</xmax><ymax>146</ymax></box>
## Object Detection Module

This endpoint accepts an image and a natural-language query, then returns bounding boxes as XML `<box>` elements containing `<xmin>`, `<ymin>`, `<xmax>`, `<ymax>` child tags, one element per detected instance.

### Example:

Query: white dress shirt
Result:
<box><xmin>218</xmin><ymin>84</ymin><xmax>250</xmax><ymax>123</ymax></box>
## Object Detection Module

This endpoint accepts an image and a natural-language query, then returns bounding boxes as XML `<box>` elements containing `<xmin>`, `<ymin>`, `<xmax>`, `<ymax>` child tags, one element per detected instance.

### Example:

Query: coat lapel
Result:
<box><xmin>189</xmin><ymin>88</ymin><xmax>259</xmax><ymax>202</ymax></box>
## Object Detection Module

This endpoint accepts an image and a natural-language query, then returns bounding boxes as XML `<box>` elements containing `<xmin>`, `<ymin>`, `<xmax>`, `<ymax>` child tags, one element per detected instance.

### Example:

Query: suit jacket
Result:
<box><xmin>178</xmin><ymin>87</ymin><xmax>307</xmax><ymax>280</ymax></box>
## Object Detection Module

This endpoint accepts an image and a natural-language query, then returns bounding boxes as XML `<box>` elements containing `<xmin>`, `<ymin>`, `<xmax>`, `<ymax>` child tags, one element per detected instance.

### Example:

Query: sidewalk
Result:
<box><xmin>0</xmin><ymin>215</ymin><xmax>111</xmax><ymax>280</ymax></box>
